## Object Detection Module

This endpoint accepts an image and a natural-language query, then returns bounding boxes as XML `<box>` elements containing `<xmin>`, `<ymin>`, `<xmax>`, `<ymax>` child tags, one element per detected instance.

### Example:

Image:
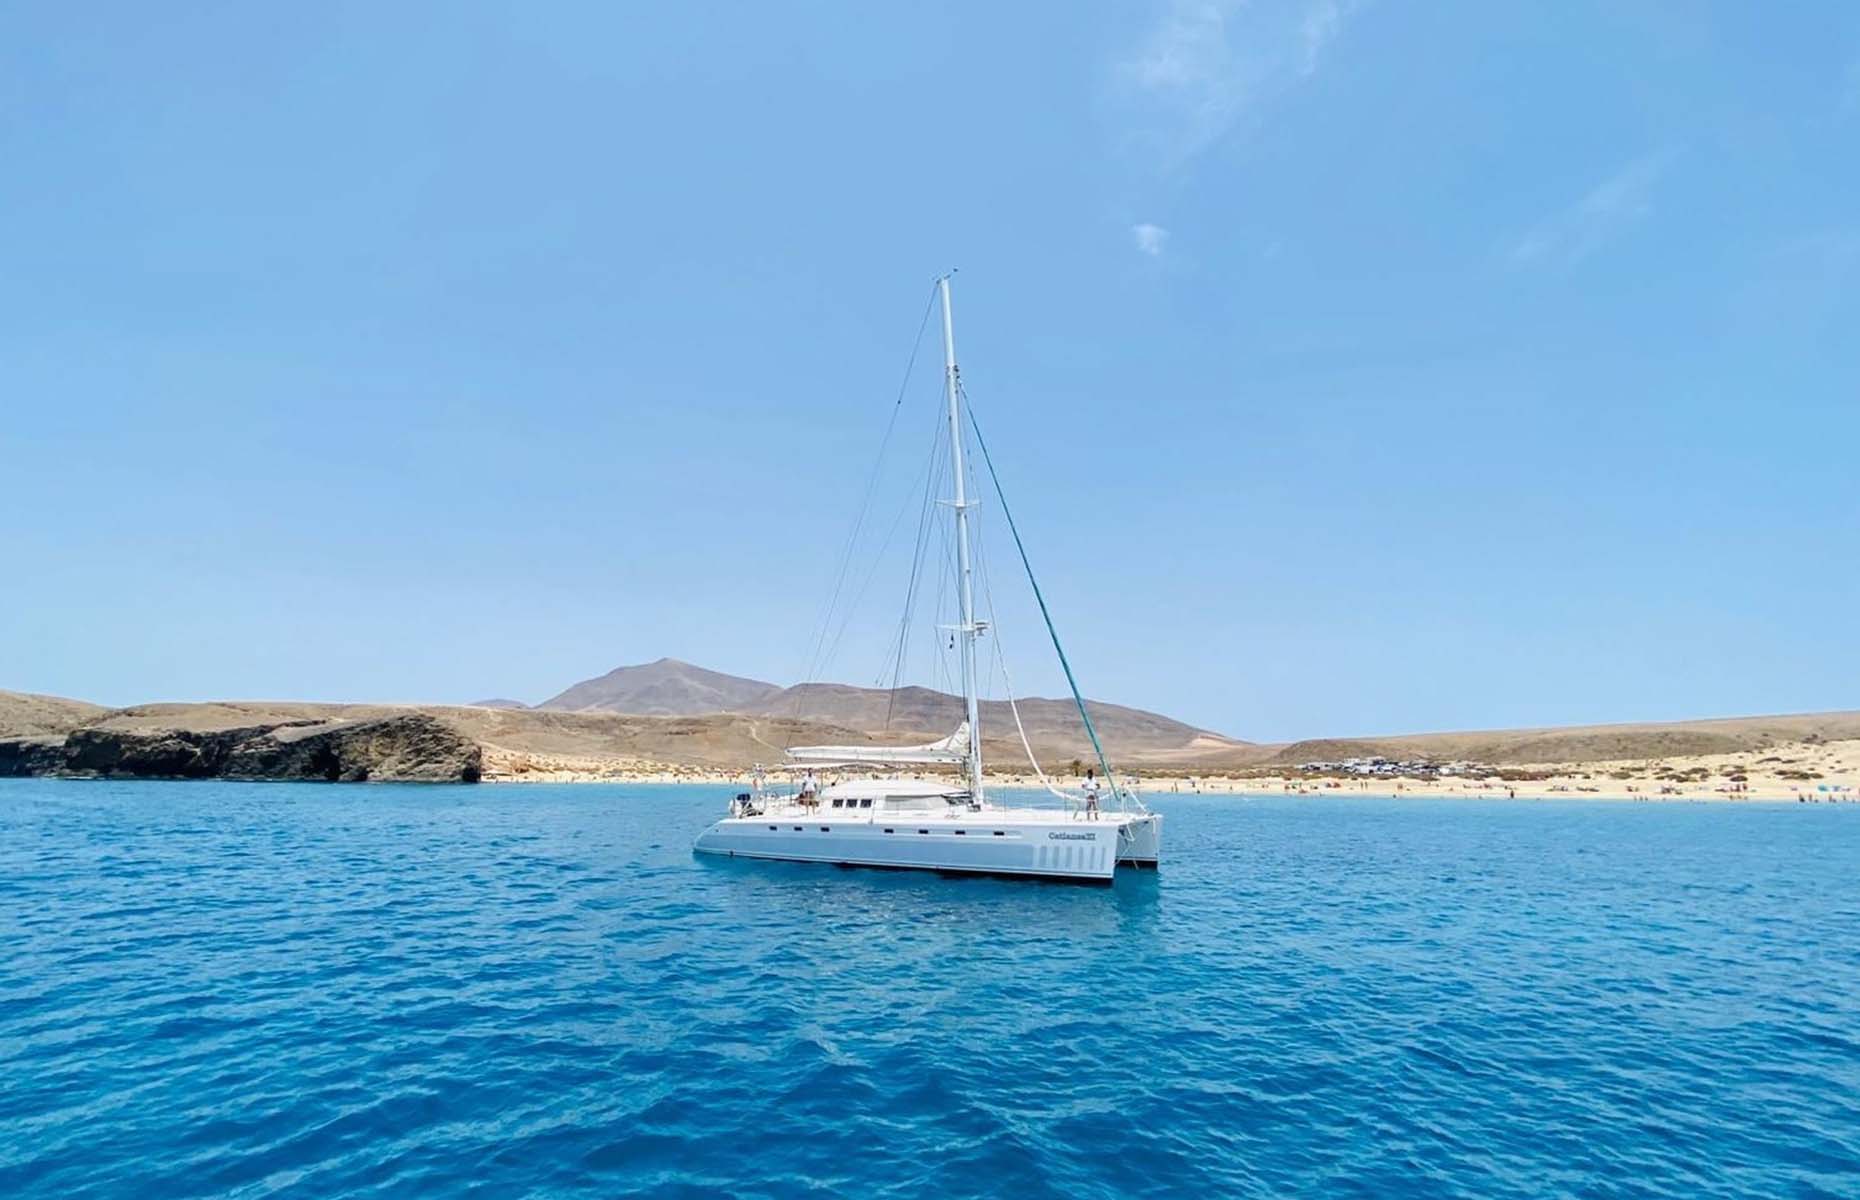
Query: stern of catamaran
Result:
<box><xmin>1117</xmin><ymin>811</ymin><xmax>1162</xmax><ymax>867</ymax></box>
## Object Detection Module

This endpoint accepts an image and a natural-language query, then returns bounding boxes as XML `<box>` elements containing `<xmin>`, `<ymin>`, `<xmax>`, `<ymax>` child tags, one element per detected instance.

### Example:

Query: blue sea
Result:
<box><xmin>2</xmin><ymin>780</ymin><xmax>1857</xmax><ymax>1198</ymax></box>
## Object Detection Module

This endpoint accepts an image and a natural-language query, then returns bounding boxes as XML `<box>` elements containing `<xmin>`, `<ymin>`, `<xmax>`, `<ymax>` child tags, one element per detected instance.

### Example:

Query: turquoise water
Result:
<box><xmin>2</xmin><ymin>780</ymin><xmax>1856</xmax><ymax>1198</ymax></box>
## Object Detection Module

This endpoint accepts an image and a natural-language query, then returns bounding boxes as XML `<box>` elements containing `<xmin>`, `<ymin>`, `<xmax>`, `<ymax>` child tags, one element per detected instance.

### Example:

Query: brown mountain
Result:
<box><xmin>535</xmin><ymin>661</ymin><xmax>1239</xmax><ymax>757</ymax></box>
<box><xmin>540</xmin><ymin>658</ymin><xmax>784</xmax><ymax>716</ymax></box>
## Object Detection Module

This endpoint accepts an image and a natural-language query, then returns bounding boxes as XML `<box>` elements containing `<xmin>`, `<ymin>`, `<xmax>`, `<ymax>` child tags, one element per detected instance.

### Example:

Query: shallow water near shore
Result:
<box><xmin>2</xmin><ymin>780</ymin><xmax>1856</xmax><ymax>1198</ymax></box>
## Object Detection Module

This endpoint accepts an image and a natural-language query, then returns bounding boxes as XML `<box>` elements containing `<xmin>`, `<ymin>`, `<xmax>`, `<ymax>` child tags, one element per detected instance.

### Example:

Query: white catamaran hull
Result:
<box><xmin>694</xmin><ymin>811</ymin><xmax>1161</xmax><ymax>882</ymax></box>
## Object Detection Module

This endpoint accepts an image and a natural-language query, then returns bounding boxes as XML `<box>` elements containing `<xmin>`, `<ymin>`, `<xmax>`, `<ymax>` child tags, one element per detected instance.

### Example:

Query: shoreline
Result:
<box><xmin>479</xmin><ymin>779</ymin><xmax>1856</xmax><ymax>805</ymax></box>
<box><xmin>476</xmin><ymin>737</ymin><xmax>1860</xmax><ymax>803</ymax></box>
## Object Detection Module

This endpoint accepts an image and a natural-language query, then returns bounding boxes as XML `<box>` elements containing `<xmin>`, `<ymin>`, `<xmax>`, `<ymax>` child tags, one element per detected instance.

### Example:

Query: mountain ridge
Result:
<box><xmin>535</xmin><ymin>659</ymin><xmax>1243</xmax><ymax>753</ymax></box>
<box><xmin>541</xmin><ymin>658</ymin><xmax>785</xmax><ymax>717</ymax></box>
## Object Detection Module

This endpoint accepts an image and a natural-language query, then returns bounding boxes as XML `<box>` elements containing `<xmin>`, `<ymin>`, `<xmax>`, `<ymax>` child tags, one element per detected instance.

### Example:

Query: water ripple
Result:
<box><xmin>2</xmin><ymin>781</ymin><xmax>1857</xmax><ymax>1197</ymax></box>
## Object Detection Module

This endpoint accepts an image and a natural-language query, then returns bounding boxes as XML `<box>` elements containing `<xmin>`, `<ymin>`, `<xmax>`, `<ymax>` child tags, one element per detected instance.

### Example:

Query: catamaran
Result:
<box><xmin>693</xmin><ymin>275</ymin><xmax>1161</xmax><ymax>883</ymax></box>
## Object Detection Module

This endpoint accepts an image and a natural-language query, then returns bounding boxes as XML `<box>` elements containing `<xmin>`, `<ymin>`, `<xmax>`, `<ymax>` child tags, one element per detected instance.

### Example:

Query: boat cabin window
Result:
<box><xmin>859</xmin><ymin>798</ymin><xmax>873</xmax><ymax>808</ymax></box>
<box><xmin>830</xmin><ymin>798</ymin><xmax>844</xmax><ymax>808</ymax></box>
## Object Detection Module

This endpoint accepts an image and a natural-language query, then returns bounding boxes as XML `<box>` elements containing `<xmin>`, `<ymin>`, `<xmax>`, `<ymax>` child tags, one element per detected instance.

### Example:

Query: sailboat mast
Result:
<box><xmin>938</xmin><ymin>274</ymin><xmax>985</xmax><ymax>802</ymax></box>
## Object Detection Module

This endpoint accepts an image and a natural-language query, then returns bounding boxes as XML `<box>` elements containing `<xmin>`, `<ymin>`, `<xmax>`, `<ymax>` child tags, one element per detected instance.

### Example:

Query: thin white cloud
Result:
<box><xmin>1299</xmin><ymin>0</ymin><xmax>1343</xmax><ymax>76</ymax></box>
<box><xmin>1115</xmin><ymin>0</ymin><xmax>1363</xmax><ymax>163</ymax></box>
<box><xmin>1509</xmin><ymin>150</ymin><xmax>1676</xmax><ymax>267</ymax></box>
<box><xmin>1132</xmin><ymin>223</ymin><xmax>1171</xmax><ymax>256</ymax></box>
<box><xmin>1119</xmin><ymin>0</ymin><xmax>1246</xmax><ymax>159</ymax></box>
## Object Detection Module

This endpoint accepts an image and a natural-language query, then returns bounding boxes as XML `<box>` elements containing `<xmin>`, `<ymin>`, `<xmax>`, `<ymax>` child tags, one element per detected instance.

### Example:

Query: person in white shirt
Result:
<box><xmin>1082</xmin><ymin>768</ymin><xmax>1100</xmax><ymax>820</ymax></box>
<box><xmin>799</xmin><ymin>769</ymin><xmax>819</xmax><ymax>807</ymax></box>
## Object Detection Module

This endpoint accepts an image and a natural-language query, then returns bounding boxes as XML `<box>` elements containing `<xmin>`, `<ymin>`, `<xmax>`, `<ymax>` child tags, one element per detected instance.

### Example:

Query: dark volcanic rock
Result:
<box><xmin>223</xmin><ymin>714</ymin><xmax>481</xmax><ymax>783</ymax></box>
<box><xmin>0</xmin><ymin>736</ymin><xmax>69</xmax><ymax>776</ymax></box>
<box><xmin>61</xmin><ymin>724</ymin><xmax>277</xmax><ymax>778</ymax></box>
<box><xmin>35</xmin><ymin>714</ymin><xmax>481</xmax><ymax>783</ymax></box>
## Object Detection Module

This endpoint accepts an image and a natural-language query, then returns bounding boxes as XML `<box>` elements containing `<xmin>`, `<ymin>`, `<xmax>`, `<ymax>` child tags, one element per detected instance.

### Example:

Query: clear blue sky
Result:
<box><xmin>3</xmin><ymin>2</ymin><xmax>1856</xmax><ymax>742</ymax></box>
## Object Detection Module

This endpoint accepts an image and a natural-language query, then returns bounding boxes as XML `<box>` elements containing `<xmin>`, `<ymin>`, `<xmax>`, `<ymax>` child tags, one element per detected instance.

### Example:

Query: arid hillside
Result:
<box><xmin>0</xmin><ymin>690</ymin><xmax>109</xmax><ymax>737</ymax></box>
<box><xmin>0</xmin><ymin>696</ymin><xmax>1209</xmax><ymax>773</ymax></box>
<box><xmin>1238</xmin><ymin>711</ymin><xmax>1860</xmax><ymax>769</ymax></box>
<box><xmin>5</xmin><ymin>687</ymin><xmax>1857</xmax><ymax>786</ymax></box>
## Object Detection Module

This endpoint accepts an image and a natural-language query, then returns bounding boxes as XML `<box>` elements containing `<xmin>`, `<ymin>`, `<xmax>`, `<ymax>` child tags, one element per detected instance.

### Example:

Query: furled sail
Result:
<box><xmin>787</xmin><ymin>722</ymin><xmax>970</xmax><ymax>765</ymax></box>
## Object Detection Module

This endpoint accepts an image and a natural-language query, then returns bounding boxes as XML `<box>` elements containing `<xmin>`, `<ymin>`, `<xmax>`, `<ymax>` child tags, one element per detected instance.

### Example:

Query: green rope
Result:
<box><xmin>963</xmin><ymin>397</ymin><xmax>1126</xmax><ymax>807</ymax></box>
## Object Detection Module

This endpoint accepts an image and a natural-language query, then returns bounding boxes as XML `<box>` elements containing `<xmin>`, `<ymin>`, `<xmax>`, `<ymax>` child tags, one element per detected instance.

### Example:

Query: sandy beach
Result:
<box><xmin>479</xmin><ymin>736</ymin><xmax>1860</xmax><ymax>803</ymax></box>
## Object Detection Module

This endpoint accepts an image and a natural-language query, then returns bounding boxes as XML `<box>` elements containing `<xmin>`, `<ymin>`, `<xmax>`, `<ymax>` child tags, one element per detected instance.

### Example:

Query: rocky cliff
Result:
<box><xmin>0</xmin><ymin>736</ymin><xmax>68</xmax><ymax>776</ymax></box>
<box><xmin>1</xmin><ymin>713</ymin><xmax>481</xmax><ymax>783</ymax></box>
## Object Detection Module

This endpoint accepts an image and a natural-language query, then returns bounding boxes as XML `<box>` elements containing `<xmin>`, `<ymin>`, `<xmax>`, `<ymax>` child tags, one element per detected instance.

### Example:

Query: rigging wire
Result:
<box><xmin>881</xmin><ymin>402</ymin><xmax>950</xmax><ymax>727</ymax></box>
<box><xmin>975</xmin><ymin>489</ymin><xmax>1081</xmax><ymax>808</ymax></box>
<box><xmin>932</xmin><ymin>475</ymin><xmax>956</xmax><ymax>696</ymax></box>
<box><xmin>816</xmin><ymin>390</ymin><xmax>946</xmax><ymax>684</ymax></box>
<box><xmin>874</xmin><ymin>396</ymin><xmax>947</xmax><ymax>679</ymax></box>
<box><xmin>987</xmin><ymin>595</ymin><xmax>1081</xmax><ymax>808</ymax></box>
<box><xmin>795</xmin><ymin>283</ymin><xmax>940</xmax><ymax>698</ymax></box>
<box><xmin>961</xmin><ymin>385</ymin><xmax>1136</xmax><ymax>810</ymax></box>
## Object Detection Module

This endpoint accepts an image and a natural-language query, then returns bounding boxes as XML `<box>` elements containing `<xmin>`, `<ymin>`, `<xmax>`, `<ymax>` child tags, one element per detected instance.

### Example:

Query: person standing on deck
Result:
<box><xmin>799</xmin><ymin>769</ymin><xmax>819</xmax><ymax>807</ymax></box>
<box><xmin>1083</xmin><ymin>769</ymin><xmax>1100</xmax><ymax>820</ymax></box>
